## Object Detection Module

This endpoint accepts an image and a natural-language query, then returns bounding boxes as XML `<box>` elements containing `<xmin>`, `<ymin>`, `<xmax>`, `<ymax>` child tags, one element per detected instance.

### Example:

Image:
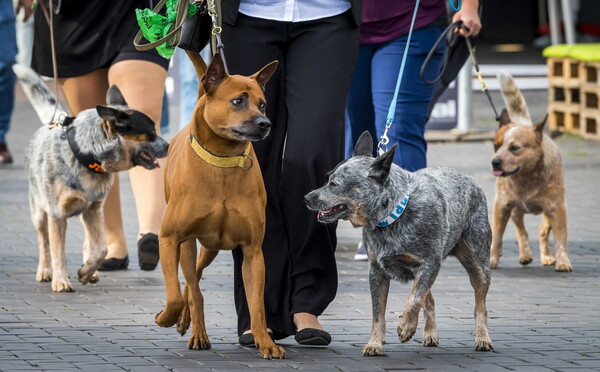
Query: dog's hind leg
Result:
<box><xmin>78</xmin><ymin>201</ymin><xmax>107</xmax><ymax>284</ymax></box>
<box><xmin>179</xmin><ymin>239</ymin><xmax>211</xmax><ymax>350</ymax></box>
<box><xmin>30</xmin><ymin>195</ymin><xmax>51</xmax><ymax>282</ymax></box>
<box><xmin>156</xmin><ymin>232</ymin><xmax>184</xmax><ymax>327</ymax></box>
<box><xmin>398</xmin><ymin>267</ymin><xmax>439</xmax><ymax>344</ymax></box>
<box><xmin>510</xmin><ymin>209</ymin><xmax>533</xmax><ymax>265</ymax></box>
<box><xmin>47</xmin><ymin>216</ymin><xmax>73</xmax><ymax>292</ymax></box>
<box><xmin>422</xmin><ymin>290</ymin><xmax>439</xmax><ymax>347</ymax></box>
<box><xmin>539</xmin><ymin>213</ymin><xmax>556</xmax><ymax>266</ymax></box>
<box><xmin>490</xmin><ymin>198</ymin><xmax>511</xmax><ymax>269</ymax></box>
<box><xmin>455</xmin><ymin>233</ymin><xmax>493</xmax><ymax>351</ymax></box>
<box><xmin>363</xmin><ymin>262</ymin><xmax>390</xmax><ymax>356</ymax></box>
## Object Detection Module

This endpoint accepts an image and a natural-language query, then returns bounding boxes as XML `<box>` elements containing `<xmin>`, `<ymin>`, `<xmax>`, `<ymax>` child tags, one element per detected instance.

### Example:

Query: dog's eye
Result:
<box><xmin>258</xmin><ymin>102</ymin><xmax>266</xmax><ymax>113</ymax></box>
<box><xmin>231</xmin><ymin>97</ymin><xmax>244</xmax><ymax>106</ymax></box>
<box><xmin>509</xmin><ymin>145</ymin><xmax>521</xmax><ymax>152</ymax></box>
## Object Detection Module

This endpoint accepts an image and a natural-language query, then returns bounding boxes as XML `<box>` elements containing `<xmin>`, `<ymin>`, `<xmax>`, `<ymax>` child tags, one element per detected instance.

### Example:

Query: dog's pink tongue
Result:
<box><xmin>317</xmin><ymin>208</ymin><xmax>334</xmax><ymax>219</ymax></box>
<box><xmin>493</xmin><ymin>171</ymin><xmax>503</xmax><ymax>177</ymax></box>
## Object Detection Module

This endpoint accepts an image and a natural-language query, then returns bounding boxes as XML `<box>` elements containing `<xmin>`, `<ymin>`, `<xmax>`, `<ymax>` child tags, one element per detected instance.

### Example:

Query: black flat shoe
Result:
<box><xmin>238</xmin><ymin>331</ymin><xmax>275</xmax><ymax>347</ymax></box>
<box><xmin>294</xmin><ymin>328</ymin><xmax>331</xmax><ymax>345</ymax></box>
<box><xmin>138</xmin><ymin>233</ymin><xmax>159</xmax><ymax>271</ymax></box>
<box><xmin>98</xmin><ymin>255</ymin><xmax>129</xmax><ymax>271</ymax></box>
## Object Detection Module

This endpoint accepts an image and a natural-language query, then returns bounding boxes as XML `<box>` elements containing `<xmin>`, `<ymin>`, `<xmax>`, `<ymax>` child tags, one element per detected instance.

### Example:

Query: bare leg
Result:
<box><xmin>108</xmin><ymin>60</ymin><xmax>167</xmax><ymax>239</ymax></box>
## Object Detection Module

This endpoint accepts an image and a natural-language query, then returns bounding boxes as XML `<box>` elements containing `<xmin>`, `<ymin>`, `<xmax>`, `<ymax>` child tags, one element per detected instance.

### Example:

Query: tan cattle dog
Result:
<box><xmin>155</xmin><ymin>52</ymin><xmax>284</xmax><ymax>359</ymax></box>
<box><xmin>490</xmin><ymin>71</ymin><xmax>572</xmax><ymax>272</ymax></box>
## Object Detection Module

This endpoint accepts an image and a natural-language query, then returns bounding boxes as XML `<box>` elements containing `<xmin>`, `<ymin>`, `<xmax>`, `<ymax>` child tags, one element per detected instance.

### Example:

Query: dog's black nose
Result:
<box><xmin>255</xmin><ymin>117</ymin><xmax>271</xmax><ymax>130</ymax></box>
<box><xmin>304</xmin><ymin>191</ymin><xmax>315</xmax><ymax>205</ymax></box>
<box><xmin>491</xmin><ymin>158</ymin><xmax>502</xmax><ymax>169</ymax></box>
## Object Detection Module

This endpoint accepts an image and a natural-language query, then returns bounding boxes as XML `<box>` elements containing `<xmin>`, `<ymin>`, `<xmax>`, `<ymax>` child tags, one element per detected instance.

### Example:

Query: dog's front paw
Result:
<box><xmin>422</xmin><ymin>332</ymin><xmax>439</xmax><ymax>347</ymax></box>
<box><xmin>489</xmin><ymin>256</ymin><xmax>499</xmax><ymax>269</ymax></box>
<box><xmin>36</xmin><ymin>268</ymin><xmax>52</xmax><ymax>282</ymax></box>
<box><xmin>554</xmin><ymin>256</ymin><xmax>573</xmax><ymax>272</ymax></box>
<box><xmin>51</xmin><ymin>277</ymin><xmax>74</xmax><ymax>292</ymax></box>
<box><xmin>362</xmin><ymin>342</ymin><xmax>384</xmax><ymax>356</ymax></box>
<box><xmin>188</xmin><ymin>330</ymin><xmax>211</xmax><ymax>350</ymax></box>
<box><xmin>540</xmin><ymin>254</ymin><xmax>556</xmax><ymax>266</ymax></box>
<box><xmin>475</xmin><ymin>337</ymin><xmax>494</xmax><ymax>351</ymax></box>
<box><xmin>397</xmin><ymin>318</ymin><xmax>417</xmax><ymax>343</ymax></box>
<box><xmin>257</xmin><ymin>343</ymin><xmax>286</xmax><ymax>360</ymax></box>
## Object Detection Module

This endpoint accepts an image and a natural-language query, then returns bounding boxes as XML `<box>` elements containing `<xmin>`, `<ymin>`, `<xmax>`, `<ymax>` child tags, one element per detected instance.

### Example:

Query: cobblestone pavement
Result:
<box><xmin>1</xmin><ymin>95</ymin><xmax>600</xmax><ymax>371</ymax></box>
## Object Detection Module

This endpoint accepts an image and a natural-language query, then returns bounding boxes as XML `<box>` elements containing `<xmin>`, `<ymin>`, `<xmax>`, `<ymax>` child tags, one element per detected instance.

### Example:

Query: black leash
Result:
<box><xmin>421</xmin><ymin>20</ymin><xmax>500</xmax><ymax>122</ymax></box>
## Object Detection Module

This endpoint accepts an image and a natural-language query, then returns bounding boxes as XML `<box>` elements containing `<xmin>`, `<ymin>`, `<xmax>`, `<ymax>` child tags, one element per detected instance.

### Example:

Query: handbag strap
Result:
<box><xmin>134</xmin><ymin>0</ymin><xmax>189</xmax><ymax>51</ymax></box>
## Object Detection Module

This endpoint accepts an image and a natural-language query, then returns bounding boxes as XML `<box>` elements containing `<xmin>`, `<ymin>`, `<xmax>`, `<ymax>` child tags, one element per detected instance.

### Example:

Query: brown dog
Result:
<box><xmin>489</xmin><ymin>72</ymin><xmax>572</xmax><ymax>272</ymax></box>
<box><xmin>155</xmin><ymin>52</ymin><xmax>285</xmax><ymax>359</ymax></box>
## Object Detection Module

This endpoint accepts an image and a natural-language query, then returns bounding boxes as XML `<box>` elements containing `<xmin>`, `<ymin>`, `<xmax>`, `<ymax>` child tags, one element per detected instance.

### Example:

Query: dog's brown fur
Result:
<box><xmin>155</xmin><ymin>52</ymin><xmax>285</xmax><ymax>359</ymax></box>
<box><xmin>490</xmin><ymin>72</ymin><xmax>572</xmax><ymax>272</ymax></box>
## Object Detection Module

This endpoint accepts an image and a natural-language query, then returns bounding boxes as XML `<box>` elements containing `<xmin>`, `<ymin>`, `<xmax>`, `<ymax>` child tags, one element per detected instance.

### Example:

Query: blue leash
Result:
<box><xmin>449</xmin><ymin>0</ymin><xmax>462</xmax><ymax>12</ymax></box>
<box><xmin>377</xmin><ymin>0</ymin><xmax>421</xmax><ymax>155</ymax></box>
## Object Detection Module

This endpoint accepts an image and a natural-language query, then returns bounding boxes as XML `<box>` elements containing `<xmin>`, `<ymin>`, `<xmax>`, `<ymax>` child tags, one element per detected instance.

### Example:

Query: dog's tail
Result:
<box><xmin>497</xmin><ymin>71</ymin><xmax>532</xmax><ymax>125</ymax></box>
<box><xmin>184</xmin><ymin>50</ymin><xmax>207</xmax><ymax>98</ymax></box>
<box><xmin>12</xmin><ymin>64</ymin><xmax>68</xmax><ymax>125</ymax></box>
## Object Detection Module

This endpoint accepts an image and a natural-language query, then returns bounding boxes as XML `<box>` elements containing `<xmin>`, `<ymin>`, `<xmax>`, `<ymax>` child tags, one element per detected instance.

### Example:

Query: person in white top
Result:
<box><xmin>221</xmin><ymin>0</ymin><xmax>361</xmax><ymax>346</ymax></box>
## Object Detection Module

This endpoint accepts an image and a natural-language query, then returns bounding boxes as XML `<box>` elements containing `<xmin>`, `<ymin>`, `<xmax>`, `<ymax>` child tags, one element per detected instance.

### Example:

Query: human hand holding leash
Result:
<box><xmin>452</xmin><ymin>0</ymin><xmax>481</xmax><ymax>37</ymax></box>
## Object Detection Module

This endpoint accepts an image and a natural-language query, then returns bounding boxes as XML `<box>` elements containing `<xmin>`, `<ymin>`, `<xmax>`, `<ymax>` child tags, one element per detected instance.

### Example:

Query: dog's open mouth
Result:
<box><xmin>317</xmin><ymin>204</ymin><xmax>347</xmax><ymax>221</ymax></box>
<box><xmin>137</xmin><ymin>150</ymin><xmax>160</xmax><ymax>170</ymax></box>
<box><xmin>493</xmin><ymin>166</ymin><xmax>520</xmax><ymax>177</ymax></box>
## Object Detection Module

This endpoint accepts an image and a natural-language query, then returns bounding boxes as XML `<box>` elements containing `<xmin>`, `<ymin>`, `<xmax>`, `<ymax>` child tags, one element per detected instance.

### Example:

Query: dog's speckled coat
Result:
<box><xmin>14</xmin><ymin>65</ymin><xmax>168</xmax><ymax>292</ymax></box>
<box><xmin>305</xmin><ymin>131</ymin><xmax>493</xmax><ymax>356</ymax></box>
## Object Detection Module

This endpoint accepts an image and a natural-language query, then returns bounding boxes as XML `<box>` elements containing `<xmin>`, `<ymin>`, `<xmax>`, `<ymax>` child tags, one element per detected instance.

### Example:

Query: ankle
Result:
<box><xmin>293</xmin><ymin>312</ymin><xmax>323</xmax><ymax>331</ymax></box>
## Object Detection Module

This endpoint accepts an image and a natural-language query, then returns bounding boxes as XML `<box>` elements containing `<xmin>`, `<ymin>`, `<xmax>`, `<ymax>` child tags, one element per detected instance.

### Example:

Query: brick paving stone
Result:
<box><xmin>2</xmin><ymin>94</ymin><xmax>600</xmax><ymax>371</ymax></box>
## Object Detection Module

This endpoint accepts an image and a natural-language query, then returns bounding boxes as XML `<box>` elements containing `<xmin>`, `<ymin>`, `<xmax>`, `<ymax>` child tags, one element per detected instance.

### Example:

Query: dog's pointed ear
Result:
<box><xmin>106</xmin><ymin>85</ymin><xmax>127</xmax><ymax>106</ymax></box>
<box><xmin>368</xmin><ymin>144</ymin><xmax>396</xmax><ymax>184</ymax></box>
<box><xmin>534</xmin><ymin>113</ymin><xmax>548</xmax><ymax>140</ymax></box>
<box><xmin>96</xmin><ymin>106</ymin><xmax>132</xmax><ymax>137</ymax></box>
<box><xmin>499</xmin><ymin>108</ymin><xmax>511</xmax><ymax>127</ymax></box>
<box><xmin>353</xmin><ymin>130</ymin><xmax>374</xmax><ymax>157</ymax></box>
<box><xmin>252</xmin><ymin>60</ymin><xmax>278</xmax><ymax>91</ymax></box>
<box><xmin>202</xmin><ymin>53</ymin><xmax>228</xmax><ymax>92</ymax></box>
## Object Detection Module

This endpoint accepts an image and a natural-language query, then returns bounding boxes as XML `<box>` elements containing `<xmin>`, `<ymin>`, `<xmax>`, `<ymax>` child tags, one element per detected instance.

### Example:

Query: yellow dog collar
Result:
<box><xmin>189</xmin><ymin>134</ymin><xmax>253</xmax><ymax>169</ymax></box>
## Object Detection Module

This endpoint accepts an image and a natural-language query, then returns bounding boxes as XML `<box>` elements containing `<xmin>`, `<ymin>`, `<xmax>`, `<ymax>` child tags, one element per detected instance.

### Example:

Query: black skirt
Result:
<box><xmin>32</xmin><ymin>0</ymin><xmax>169</xmax><ymax>78</ymax></box>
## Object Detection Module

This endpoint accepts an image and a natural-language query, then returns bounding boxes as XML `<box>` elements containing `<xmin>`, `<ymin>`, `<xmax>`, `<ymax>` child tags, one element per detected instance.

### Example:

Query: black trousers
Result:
<box><xmin>222</xmin><ymin>11</ymin><xmax>359</xmax><ymax>339</ymax></box>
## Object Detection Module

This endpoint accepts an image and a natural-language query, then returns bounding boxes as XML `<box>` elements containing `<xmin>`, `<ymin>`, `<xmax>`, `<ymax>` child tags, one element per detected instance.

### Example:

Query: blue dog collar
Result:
<box><xmin>376</xmin><ymin>194</ymin><xmax>410</xmax><ymax>228</ymax></box>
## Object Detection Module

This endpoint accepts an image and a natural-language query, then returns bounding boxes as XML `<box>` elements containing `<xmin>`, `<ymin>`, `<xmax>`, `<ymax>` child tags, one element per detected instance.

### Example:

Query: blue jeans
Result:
<box><xmin>345</xmin><ymin>26</ymin><xmax>446</xmax><ymax>171</ymax></box>
<box><xmin>0</xmin><ymin>0</ymin><xmax>17</xmax><ymax>144</ymax></box>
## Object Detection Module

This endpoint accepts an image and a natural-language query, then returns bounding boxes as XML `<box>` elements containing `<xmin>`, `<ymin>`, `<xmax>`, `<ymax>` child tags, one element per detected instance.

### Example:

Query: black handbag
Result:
<box><xmin>177</xmin><ymin>1</ymin><xmax>212</xmax><ymax>53</ymax></box>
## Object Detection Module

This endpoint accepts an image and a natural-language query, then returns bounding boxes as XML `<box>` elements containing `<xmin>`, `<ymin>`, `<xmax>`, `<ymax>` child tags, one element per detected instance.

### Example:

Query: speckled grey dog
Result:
<box><xmin>305</xmin><ymin>131</ymin><xmax>493</xmax><ymax>356</ymax></box>
<box><xmin>14</xmin><ymin>65</ymin><xmax>168</xmax><ymax>293</ymax></box>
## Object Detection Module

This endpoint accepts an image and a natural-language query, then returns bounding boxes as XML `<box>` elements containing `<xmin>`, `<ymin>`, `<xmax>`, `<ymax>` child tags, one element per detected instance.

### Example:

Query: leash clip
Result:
<box><xmin>47</xmin><ymin>112</ymin><xmax>68</xmax><ymax>130</ymax></box>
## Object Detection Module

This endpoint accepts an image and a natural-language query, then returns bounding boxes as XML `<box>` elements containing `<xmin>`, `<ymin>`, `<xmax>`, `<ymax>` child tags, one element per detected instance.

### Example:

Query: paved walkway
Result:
<box><xmin>1</xmin><ymin>92</ymin><xmax>600</xmax><ymax>371</ymax></box>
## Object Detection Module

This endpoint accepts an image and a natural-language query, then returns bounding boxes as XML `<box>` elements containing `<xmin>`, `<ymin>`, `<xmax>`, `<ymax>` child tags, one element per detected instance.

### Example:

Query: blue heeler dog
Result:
<box><xmin>305</xmin><ymin>131</ymin><xmax>493</xmax><ymax>356</ymax></box>
<box><xmin>14</xmin><ymin>65</ymin><xmax>169</xmax><ymax>292</ymax></box>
